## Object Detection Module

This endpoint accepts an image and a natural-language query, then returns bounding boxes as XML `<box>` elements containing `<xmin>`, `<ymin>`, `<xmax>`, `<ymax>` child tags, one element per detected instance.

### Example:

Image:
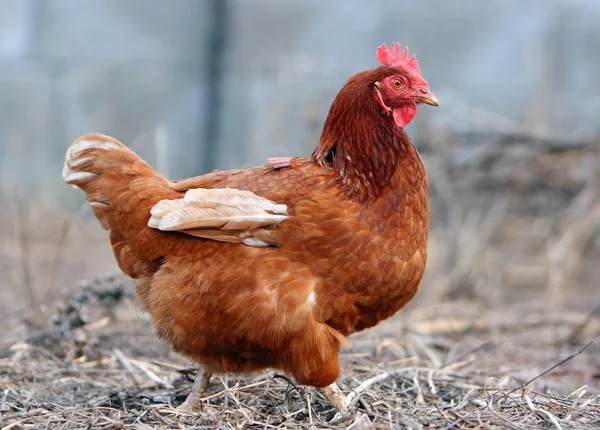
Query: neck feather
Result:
<box><xmin>312</xmin><ymin>73</ymin><xmax>418</xmax><ymax>203</ymax></box>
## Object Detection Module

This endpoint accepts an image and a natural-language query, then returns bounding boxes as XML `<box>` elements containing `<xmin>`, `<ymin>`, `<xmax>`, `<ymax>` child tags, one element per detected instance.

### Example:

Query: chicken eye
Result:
<box><xmin>391</xmin><ymin>79</ymin><xmax>402</xmax><ymax>89</ymax></box>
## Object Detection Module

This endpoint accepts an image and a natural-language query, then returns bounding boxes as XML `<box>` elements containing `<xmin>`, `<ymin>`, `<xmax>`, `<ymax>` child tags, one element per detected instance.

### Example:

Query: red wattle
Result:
<box><xmin>392</xmin><ymin>104</ymin><xmax>417</xmax><ymax>128</ymax></box>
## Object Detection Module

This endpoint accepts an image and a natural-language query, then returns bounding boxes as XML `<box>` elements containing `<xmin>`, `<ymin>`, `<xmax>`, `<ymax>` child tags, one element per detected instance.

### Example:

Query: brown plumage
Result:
<box><xmin>63</xmin><ymin>42</ymin><xmax>438</xmax><ymax>417</ymax></box>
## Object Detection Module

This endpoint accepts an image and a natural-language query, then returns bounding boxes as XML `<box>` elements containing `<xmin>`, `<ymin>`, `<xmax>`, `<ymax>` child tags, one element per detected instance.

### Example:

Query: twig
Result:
<box><xmin>502</xmin><ymin>341</ymin><xmax>594</xmax><ymax>399</ymax></box>
<box><xmin>346</xmin><ymin>371</ymin><xmax>397</xmax><ymax>407</ymax></box>
<box><xmin>413</xmin><ymin>370</ymin><xmax>424</xmax><ymax>405</ymax></box>
<box><xmin>113</xmin><ymin>348</ymin><xmax>143</xmax><ymax>386</ymax></box>
<box><xmin>486</xmin><ymin>408</ymin><xmax>527</xmax><ymax>430</ymax></box>
<box><xmin>2</xmin><ymin>420</ymin><xmax>24</xmax><ymax>430</ymax></box>
<box><xmin>152</xmin><ymin>360</ymin><xmax>187</xmax><ymax>372</ymax></box>
<box><xmin>273</xmin><ymin>373</ymin><xmax>304</xmax><ymax>399</ymax></box>
<box><xmin>306</xmin><ymin>393</ymin><xmax>313</xmax><ymax>427</ymax></box>
<box><xmin>427</xmin><ymin>369</ymin><xmax>437</xmax><ymax>395</ymax></box>
<box><xmin>57</xmin><ymin>405</ymin><xmax>78</xmax><ymax>430</ymax></box>
<box><xmin>197</xmin><ymin>379</ymin><xmax>270</xmax><ymax>401</ymax></box>
<box><xmin>358</xmin><ymin>397</ymin><xmax>374</xmax><ymax>418</ymax></box>
<box><xmin>524</xmin><ymin>394</ymin><xmax>562</xmax><ymax>430</ymax></box>
<box><xmin>129</xmin><ymin>359</ymin><xmax>173</xmax><ymax>389</ymax></box>
<box><xmin>443</xmin><ymin>341</ymin><xmax>491</xmax><ymax>369</ymax></box>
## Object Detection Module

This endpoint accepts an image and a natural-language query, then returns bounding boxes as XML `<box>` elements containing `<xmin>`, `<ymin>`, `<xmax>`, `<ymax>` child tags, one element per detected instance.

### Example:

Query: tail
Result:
<box><xmin>63</xmin><ymin>133</ymin><xmax>180</xmax><ymax>278</ymax></box>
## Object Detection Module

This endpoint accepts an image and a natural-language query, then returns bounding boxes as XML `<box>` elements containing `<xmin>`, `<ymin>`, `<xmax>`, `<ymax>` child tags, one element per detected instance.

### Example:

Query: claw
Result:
<box><xmin>176</xmin><ymin>368</ymin><xmax>213</xmax><ymax>413</ymax></box>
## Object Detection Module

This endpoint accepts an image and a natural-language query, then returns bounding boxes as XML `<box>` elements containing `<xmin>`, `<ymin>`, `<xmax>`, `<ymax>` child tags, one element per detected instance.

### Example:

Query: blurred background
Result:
<box><xmin>1</xmin><ymin>0</ymin><xmax>599</xmax><ymax>326</ymax></box>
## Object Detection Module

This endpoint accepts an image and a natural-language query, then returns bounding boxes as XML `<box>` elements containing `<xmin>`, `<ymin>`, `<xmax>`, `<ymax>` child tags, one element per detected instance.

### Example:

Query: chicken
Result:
<box><xmin>62</xmin><ymin>42</ymin><xmax>438</xmax><ymax>416</ymax></box>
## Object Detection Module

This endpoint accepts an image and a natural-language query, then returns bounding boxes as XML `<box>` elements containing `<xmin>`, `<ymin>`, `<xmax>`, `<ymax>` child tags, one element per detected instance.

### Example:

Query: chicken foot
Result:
<box><xmin>319</xmin><ymin>382</ymin><xmax>351</xmax><ymax>418</ymax></box>
<box><xmin>176</xmin><ymin>368</ymin><xmax>213</xmax><ymax>412</ymax></box>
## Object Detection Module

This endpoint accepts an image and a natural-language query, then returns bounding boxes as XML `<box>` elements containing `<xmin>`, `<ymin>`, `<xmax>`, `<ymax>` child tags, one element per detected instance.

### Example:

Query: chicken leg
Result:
<box><xmin>319</xmin><ymin>382</ymin><xmax>351</xmax><ymax>418</ymax></box>
<box><xmin>177</xmin><ymin>368</ymin><xmax>213</xmax><ymax>412</ymax></box>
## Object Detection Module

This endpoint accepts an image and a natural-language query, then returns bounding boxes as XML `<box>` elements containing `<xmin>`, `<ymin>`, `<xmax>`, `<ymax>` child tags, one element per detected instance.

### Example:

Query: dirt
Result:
<box><xmin>0</xmin><ymin>280</ymin><xmax>598</xmax><ymax>429</ymax></box>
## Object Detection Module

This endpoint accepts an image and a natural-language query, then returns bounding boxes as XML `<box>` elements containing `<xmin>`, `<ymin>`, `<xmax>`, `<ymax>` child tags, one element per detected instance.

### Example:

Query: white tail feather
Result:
<box><xmin>68</xmin><ymin>139</ymin><xmax>120</xmax><ymax>158</ymax></box>
<box><xmin>63</xmin><ymin>171</ymin><xmax>98</xmax><ymax>185</ymax></box>
<box><xmin>62</xmin><ymin>137</ymin><xmax>122</xmax><ymax>188</ymax></box>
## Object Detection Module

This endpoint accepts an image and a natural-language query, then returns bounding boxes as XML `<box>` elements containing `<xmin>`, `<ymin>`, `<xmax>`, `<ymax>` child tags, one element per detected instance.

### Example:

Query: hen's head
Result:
<box><xmin>372</xmin><ymin>42</ymin><xmax>439</xmax><ymax>128</ymax></box>
<box><xmin>315</xmin><ymin>42</ymin><xmax>438</xmax><ymax>200</ymax></box>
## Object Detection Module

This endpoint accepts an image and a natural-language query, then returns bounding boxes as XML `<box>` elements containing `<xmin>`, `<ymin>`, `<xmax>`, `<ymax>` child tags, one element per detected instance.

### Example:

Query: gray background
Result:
<box><xmin>1</xmin><ymin>0</ymin><xmax>598</xmax><ymax>201</ymax></box>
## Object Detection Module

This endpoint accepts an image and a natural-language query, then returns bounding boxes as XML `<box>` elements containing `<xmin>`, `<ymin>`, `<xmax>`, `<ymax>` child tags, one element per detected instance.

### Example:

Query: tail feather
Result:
<box><xmin>63</xmin><ymin>133</ymin><xmax>180</xmax><ymax>277</ymax></box>
<box><xmin>63</xmin><ymin>134</ymin><xmax>139</xmax><ymax>195</ymax></box>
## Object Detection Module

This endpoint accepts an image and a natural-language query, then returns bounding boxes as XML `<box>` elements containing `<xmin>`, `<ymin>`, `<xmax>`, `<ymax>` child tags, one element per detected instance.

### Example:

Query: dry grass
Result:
<box><xmin>0</xmin><ymin>281</ymin><xmax>598</xmax><ymax>429</ymax></box>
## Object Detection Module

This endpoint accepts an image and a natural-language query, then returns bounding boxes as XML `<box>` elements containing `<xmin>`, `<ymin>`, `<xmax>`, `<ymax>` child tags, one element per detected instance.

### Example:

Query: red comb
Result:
<box><xmin>376</xmin><ymin>42</ymin><xmax>422</xmax><ymax>81</ymax></box>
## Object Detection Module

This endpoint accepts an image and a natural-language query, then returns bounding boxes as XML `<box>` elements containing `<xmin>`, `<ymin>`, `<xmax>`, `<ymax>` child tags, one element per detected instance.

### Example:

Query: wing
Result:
<box><xmin>148</xmin><ymin>188</ymin><xmax>289</xmax><ymax>246</ymax></box>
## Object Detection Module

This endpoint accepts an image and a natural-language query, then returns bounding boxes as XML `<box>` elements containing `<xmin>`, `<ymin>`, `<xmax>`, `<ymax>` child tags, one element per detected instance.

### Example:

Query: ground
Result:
<box><xmin>0</xmin><ymin>274</ymin><xmax>598</xmax><ymax>429</ymax></box>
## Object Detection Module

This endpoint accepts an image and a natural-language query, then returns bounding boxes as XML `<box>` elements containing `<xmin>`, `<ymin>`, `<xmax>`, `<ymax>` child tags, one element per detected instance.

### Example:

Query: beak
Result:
<box><xmin>415</xmin><ymin>90</ymin><xmax>440</xmax><ymax>107</ymax></box>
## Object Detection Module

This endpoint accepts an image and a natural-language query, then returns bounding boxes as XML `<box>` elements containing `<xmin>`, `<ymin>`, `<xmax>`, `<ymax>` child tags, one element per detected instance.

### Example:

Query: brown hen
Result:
<box><xmin>63</xmin><ymin>42</ymin><xmax>438</xmax><ymax>416</ymax></box>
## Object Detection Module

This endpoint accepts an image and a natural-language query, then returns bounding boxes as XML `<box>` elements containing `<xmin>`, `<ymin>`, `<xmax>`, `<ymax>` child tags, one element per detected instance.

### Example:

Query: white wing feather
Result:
<box><xmin>147</xmin><ymin>188</ymin><xmax>288</xmax><ymax>246</ymax></box>
<box><xmin>157</xmin><ymin>205</ymin><xmax>287</xmax><ymax>231</ymax></box>
<box><xmin>184</xmin><ymin>188</ymin><xmax>287</xmax><ymax>215</ymax></box>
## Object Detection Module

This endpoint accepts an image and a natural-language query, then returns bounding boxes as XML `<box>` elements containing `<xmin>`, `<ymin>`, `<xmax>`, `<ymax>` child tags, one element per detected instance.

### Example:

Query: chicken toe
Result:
<box><xmin>319</xmin><ymin>382</ymin><xmax>351</xmax><ymax>418</ymax></box>
<box><xmin>176</xmin><ymin>369</ymin><xmax>213</xmax><ymax>412</ymax></box>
